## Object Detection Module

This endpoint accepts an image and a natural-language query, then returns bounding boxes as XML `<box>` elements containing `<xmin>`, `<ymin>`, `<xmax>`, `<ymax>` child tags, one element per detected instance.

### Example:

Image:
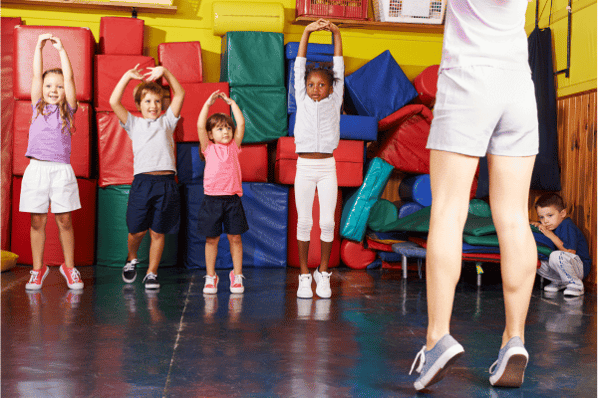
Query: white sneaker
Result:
<box><xmin>297</xmin><ymin>273</ymin><xmax>313</xmax><ymax>298</ymax></box>
<box><xmin>203</xmin><ymin>274</ymin><xmax>219</xmax><ymax>294</ymax></box>
<box><xmin>563</xmin><ymin>284</ymin><xmax>584</xmax><ymax>296</ymax></box>
<box><xmin>544</xmin><ymin>281</ymin><xmax>567</xmax><ymax>292</ymax></box>
<box><xmin>313</xmin><ymin>268</ymin><xmax>332</xmax><ymax>298</ymax></box>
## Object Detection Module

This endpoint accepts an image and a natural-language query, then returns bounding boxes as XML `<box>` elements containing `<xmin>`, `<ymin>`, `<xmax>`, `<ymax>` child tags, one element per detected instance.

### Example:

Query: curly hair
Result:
<box><xmin>206</xmin><ymin>113</ymin><xmax>236</xmax><ymax>140</ymax></box>
<box><xmin>304</xmin><ymin>62</ymin><xmax>339</xmax><ymax>86</ymax></box>
<box><xmin>32</xmin><ymin>68</ymin><xmax>75</xmax><ymax>135</ymax></box>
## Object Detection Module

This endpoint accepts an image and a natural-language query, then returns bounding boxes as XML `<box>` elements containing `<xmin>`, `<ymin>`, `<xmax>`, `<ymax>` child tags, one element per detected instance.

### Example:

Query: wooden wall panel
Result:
<box><xmin>556</xmin><ymin>90</ymin><xmax>597</xmax><ymax>287</ymax></box>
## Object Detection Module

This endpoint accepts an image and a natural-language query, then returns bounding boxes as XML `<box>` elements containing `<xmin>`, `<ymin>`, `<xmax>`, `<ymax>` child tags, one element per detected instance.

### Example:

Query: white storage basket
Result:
<box><xmin>372</xmin><ymin>0</ymin><xmax>447</xmax><ymax>24</ymax></box>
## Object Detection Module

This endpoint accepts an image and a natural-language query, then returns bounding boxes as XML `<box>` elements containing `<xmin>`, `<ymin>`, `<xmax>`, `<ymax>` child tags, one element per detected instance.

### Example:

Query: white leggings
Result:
<box><xmin>294</xmin><ymin>157</ymin><xmax>338</xmax><ymax>243</ymax></box>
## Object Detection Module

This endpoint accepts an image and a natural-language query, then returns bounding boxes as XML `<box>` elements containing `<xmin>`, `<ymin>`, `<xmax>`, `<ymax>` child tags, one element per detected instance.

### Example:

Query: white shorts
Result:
<box><xmin>19</xmin><ymin>159</ymin><xmax>81</xmax><ymax>214</ymax></box>
<box><xmin>427</xmin><ymin>66</ymin><xmax>539</xmax><ymax>157</ymax></box>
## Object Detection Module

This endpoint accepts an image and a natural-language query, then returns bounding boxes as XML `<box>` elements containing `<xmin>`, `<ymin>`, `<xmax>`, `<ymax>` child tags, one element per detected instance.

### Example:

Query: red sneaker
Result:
<box><xmin>59</xmin><ymin>264</ymin><xmax>84</xmax><ymax>290</ymax></box>
<box><xmin>25</xmin><ymin>265</ymin><xmax>50</xmax><ymax>290</ymax></box>
<box><xmin>229</xmin><ymin>270</ymin><xmax>245</xmax><ymax>294</ymax></box>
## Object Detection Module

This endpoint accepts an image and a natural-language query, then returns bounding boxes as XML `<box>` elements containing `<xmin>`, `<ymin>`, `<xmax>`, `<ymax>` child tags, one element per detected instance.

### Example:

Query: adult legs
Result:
<box><xmin>425</xmin><ymin>149</ymin><xmax>479</xmax><ymax>349</ymax></box>
<box><xmin>487</xmin><ymin>154</ymin><xmax>536</xmax><ymax>347</ymax></box>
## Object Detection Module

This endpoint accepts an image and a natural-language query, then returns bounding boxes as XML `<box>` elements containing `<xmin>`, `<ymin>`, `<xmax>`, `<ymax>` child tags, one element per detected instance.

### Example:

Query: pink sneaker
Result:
<box><xmin>59</xmin><ymin>264</ymin><xmax>84</xmax><ymax>290</ymax></box>
<box><xmin>25</xmin><ymin>265</ymin><xmax>50</xmax><ymax>290</ymax></box>
<box><xmin>203</xmin><ymin>274</ymin><xmax>219</xmax><ymax>294</ymax></box>
<box><xmin>229</xmin><ymin>270</ymin><xmax>245</xmax><ymax>294</ymax></box>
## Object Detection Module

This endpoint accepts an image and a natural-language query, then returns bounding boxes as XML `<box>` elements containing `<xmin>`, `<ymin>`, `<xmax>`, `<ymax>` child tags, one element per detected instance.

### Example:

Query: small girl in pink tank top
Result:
<box><xmin>197</xmin><ymin>90</ymin><xmax>248</xmax><ymax>295</ymax></box>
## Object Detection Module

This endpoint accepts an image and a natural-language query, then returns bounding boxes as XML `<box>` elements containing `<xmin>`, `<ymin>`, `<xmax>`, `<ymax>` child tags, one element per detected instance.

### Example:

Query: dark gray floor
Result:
<box><xmin>2</xmin><ymin>264</ymin><xmax>596</xmax><ymax>397</ymax></box>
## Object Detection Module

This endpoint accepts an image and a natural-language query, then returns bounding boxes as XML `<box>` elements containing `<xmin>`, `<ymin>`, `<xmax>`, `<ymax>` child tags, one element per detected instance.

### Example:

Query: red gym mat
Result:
<box><xmin>13</xmin><ymin>26</ymin><xmax>95</xmax><ymax>102</ymax></box>
<box><xmin>100</xmin><ymin>17</ymin><xmax>144</xmax><ymax>55</ymax></box>
<box><xmin>11</xmin><ymin>176</ymin><xmax>97</xmax><ymax>266</ymax></box>
<box><xmin>94</xmin><ymin>55</ymin><xmax>156</xmax><ymax>112</ymax></box>
<box><xmin>174</xmin><ymin>82</ymin><xmax>230</xmax><ymax>142</ymax></box>
<box><xmin>341</xmin><ymin>239</ymin><xmax>377</xmax><ymax>270</ymax></box>
<box><xmin>13</xmin><ymin>100</ymin><xmax>92</xmax><ymax>178</ymax></box>
<box><xmin>413</xmin><ymin>65</ymin><xmax>439</xmax><ymax>108</ymax></box>
<box><xmin>275</xmin><ymin>136</ymin><xmax>364</xmax><ymax>187</ymax></box>
<box><xmin>287</xmin><ymin>188</ymin><xmax>342</xmax><ymax>269</ymax></box>
<box><xmin>239</xmin><ymin>144</ymin><xmax>268</xmax><ymax>183</ymax></box>
<box><xmin>368</xmin><ymin>104</ymin><xmax>434</xmax><ymax>175</ymax></box>
<box><xmin>158</xmin><ymin>41</ymin><xmax>203</xmax><ymax>83</ymax></box>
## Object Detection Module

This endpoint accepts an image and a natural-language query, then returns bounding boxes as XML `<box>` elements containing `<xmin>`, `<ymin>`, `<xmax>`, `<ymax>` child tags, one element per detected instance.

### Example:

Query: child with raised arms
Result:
<box><xmin>21</xmin><ymin>34</ymin><xmax>84</xmax><ymax>291</ymax></box>
<box><xmin>197</xmin><ymin>90</ymin><xmax>248</xmax><ymax>294</ymax></box>
<box><xmin>110</xmin><ymin>63</ymin><xmax>185</xmax><ymax>290</ymax></box>
<box><xmin>294</xmin><ymin>19</ymin><xmax>343</xmax><ymax>299</ymax></box>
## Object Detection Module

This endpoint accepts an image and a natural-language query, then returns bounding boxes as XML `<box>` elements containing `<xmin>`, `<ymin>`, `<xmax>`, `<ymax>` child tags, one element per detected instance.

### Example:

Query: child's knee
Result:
<box><xmin>319</xmin><ymin>220</ymin><xmax>335</xmax><ymax>242</ymax></box>
<box><xmin>297</xmin><ymin>217</ymin><xmax>313</xmax><ymax>242</ymax></box>
<box><xmin>55</xmin><ymin>213</ymin><xmax>73</xmax><ymax>230</ymax></box>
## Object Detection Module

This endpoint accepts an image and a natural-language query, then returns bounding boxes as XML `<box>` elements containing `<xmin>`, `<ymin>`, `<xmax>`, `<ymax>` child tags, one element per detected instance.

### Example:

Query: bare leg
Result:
<box><xmin>55</xmin><ymin>212</ymin><xmax>75</xmax><ymax>268</ymax></box>
<box><xmin>298</xmin><ymin>240</ymin><xmax>310</xmax><ymax>275</ymax></box>
<box><xmin>30</xmin><ymin>213</ymin><xmax>48</xmax><ymax>271</ymax></box>
<box><xmin>205</xmin><ymin>236</ymin><xmax>220</xmax><ymax>277</ymax></box>
<box><xmin>147</xmin><ymin>229</ymin><xmax>165</xmax><ymax>275</ymax></box>
<box><xmin>319</xmin><ymin>240</ymin><xmax>333</xmax><ymax>273</ymax></box>
<box><xmin>228</xmin><ymin>234</ymin><xmax>243</xmax><ymax>275</ymax></box>
<box><xmin>128</xmin><ymin>230</ymin><xmax>147</xmax><ymax>261</ymax></box>
<box><xmin>487</xmin><ymin>154</ymin><xmax>537</xmax><ymax>347</ymax></box>
<box><xmin>426</xmin><ymin>150</ymin><xmax>479</xmax><ymax>350</ymax></box>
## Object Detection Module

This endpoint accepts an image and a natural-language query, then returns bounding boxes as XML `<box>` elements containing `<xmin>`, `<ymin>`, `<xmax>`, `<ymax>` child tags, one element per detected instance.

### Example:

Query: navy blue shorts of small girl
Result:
<box><xmin>126</xmin><ymin>173</ymin><xmax>181</xmax><ymax>235</ymax></box>
<box><xmin>197</xmin><ymin>194</ymin><xmax>249</xmax><ymax>237</ymax></box>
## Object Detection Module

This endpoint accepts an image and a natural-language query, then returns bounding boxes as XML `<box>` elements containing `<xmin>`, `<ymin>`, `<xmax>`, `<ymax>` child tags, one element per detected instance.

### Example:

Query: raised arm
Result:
<box><xmin>51</xmin><ymin>36</ymin><xmax>77</xmax><ymax>111</ymax></box>
<box><xmin>220</xmin><ymin>93</ymin><xmax>245</xmax><ymax>147</ymax></box>
<box><xmin>197</xmin><ymin>90</ymin><xmax>220</xmax><ymax>152</ymax></box>
<box><xmin>31</xmin><ymin>33</ymin><xmax>52</xmax><ymax>105</ymax></box>
<box><xmin>298</xmin><ymin>19</ymin><xmax>328</xmax><ymax>58</ymax></box>
<box><xmin>327</xmin><ymin>21</ymin><xmax>343</xmax><ymax>56</ymax></box>
<box><xmin>109</xmin><ymin>64</ymin><xmax>144</xmax><ymax>125</ymax></box>
<box><xmin>144</xmin><ymin>66</ymin><xmax>185</xmax><ymax>117</ymax></box>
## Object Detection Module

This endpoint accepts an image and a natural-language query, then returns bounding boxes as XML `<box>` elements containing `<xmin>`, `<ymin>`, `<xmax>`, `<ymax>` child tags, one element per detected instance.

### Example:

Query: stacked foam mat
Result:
<box><xmin>94</xmin><ymin>17</ymin><xmax>178</xmax><ymax>268</ymax></box>
<box><xmin>1</xmin><ymin>17</ymin><xmax>20</xmax><ymax>251</ymax></box>
<box><xmin>10</xmin><ymin>25</ymin><xmax>97</xmax><ymax>266</ymax></box>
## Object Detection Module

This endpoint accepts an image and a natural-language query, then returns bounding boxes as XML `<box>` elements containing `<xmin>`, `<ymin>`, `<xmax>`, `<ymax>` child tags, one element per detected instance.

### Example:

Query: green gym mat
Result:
<box><xmin>96</xmin><ymin>185</ymin><xmax>179</xmax><ymax>268</ymax></box>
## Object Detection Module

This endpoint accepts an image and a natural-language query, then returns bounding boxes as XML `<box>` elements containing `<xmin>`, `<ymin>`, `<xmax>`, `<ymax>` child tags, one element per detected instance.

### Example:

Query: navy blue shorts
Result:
<box><xmin>126</xmin><ymin>173</ymin><xmax>181</xmax><ymax>234</ymax></box>
<box><xmin>197</xmin><ymin>195</ymin><xmax>249</xmax><ymax>237</ymax></box>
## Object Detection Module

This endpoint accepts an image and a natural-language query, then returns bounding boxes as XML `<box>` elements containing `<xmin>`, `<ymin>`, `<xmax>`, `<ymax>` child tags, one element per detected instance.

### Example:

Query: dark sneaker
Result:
<box><xmin>489</xmin><ymin>336</ymin><xmax>528</xmax><ymax>387</ymax></box>
<box><xmin>143</xmin><ymin>272</ymin><xmax>160</xmax><ymax>290</ymax></box>
<box><xmin>410</xmin><ymin>334</ymin><xmax>465</xmax><ymax>391</ymax></box>
<box><xmin>122</xmin><ymin>259</ymin><xmax>138</xmax><ymax>283</ymax></box>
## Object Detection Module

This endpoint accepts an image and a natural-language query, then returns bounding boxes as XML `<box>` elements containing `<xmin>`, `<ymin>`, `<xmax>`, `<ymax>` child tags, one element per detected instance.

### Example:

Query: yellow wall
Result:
<box><xmin>525</xmin><ymin>0</ymin><xmax>597</xmax><ymax>97</ymax></box>
<box><xmin>2</xmin><ymin>0</ymin><xmax>443</xmax><ymax>83</ymax></box>
<box><xmin>3</xmin><ymin>0</ymin><xmax>594</xmax><ymax>96</ymax></box>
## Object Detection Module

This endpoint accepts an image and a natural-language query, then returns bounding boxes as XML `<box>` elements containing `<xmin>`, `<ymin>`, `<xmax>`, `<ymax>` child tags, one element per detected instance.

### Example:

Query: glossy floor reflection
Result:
<box><xmin>2</xmin><ymin>264</ymin><xmax>596</xmax><ymax>397</ymax></box>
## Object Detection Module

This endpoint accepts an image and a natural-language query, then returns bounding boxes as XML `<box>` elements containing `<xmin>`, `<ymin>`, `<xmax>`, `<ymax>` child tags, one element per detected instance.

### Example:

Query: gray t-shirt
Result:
<box><xmin>121</xmin><ymin>107</ymin><xmax>180</xmax><ymax>175</ymax></box>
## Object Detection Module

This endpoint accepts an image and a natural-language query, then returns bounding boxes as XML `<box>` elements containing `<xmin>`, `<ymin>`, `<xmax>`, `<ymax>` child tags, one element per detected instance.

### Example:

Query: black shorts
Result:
<box><xmin>126</xmin><ymin>173</ymin><xmax>181</xmax><ymax>234</ymax></box>
<box><xmin>197</xmin><ymin>195</ymin><xmax>249</xmax><ymax>237</ymax></box>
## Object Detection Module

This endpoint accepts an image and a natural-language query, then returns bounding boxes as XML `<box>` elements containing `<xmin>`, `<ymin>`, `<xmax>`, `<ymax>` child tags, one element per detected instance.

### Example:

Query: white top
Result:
<box><xmin>294</xmin><ymin>56</ymin><xmax>344</xmax><ymax>153</ymax></box>
<box><xmin>121</xmin><ymin>107</ymin><xmax>180</xmax><ymax>175</ymax></box>
<box><xmin>441</xmin><ymin>0</ymin><xmax>531</xmax><ymax>72</ymax></box>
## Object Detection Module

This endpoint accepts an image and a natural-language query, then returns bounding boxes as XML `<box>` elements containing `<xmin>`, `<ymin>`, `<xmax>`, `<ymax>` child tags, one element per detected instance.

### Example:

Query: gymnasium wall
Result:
<box><xmin>525</xmin><ymin>0</ymin><xmax>597</xmax><ymax>98</ymax></box>
<box><xmin>1</xmin><ymin>0</ymin><xmax>444</xmax><ymax>82</ymax></box>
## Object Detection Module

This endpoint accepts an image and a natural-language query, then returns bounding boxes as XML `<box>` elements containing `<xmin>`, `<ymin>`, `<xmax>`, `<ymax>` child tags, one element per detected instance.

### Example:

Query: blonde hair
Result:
<box><xmin>33</xmin><ymin>68</ymin><xmax>75</xmax><ymax>135</ymax></box>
